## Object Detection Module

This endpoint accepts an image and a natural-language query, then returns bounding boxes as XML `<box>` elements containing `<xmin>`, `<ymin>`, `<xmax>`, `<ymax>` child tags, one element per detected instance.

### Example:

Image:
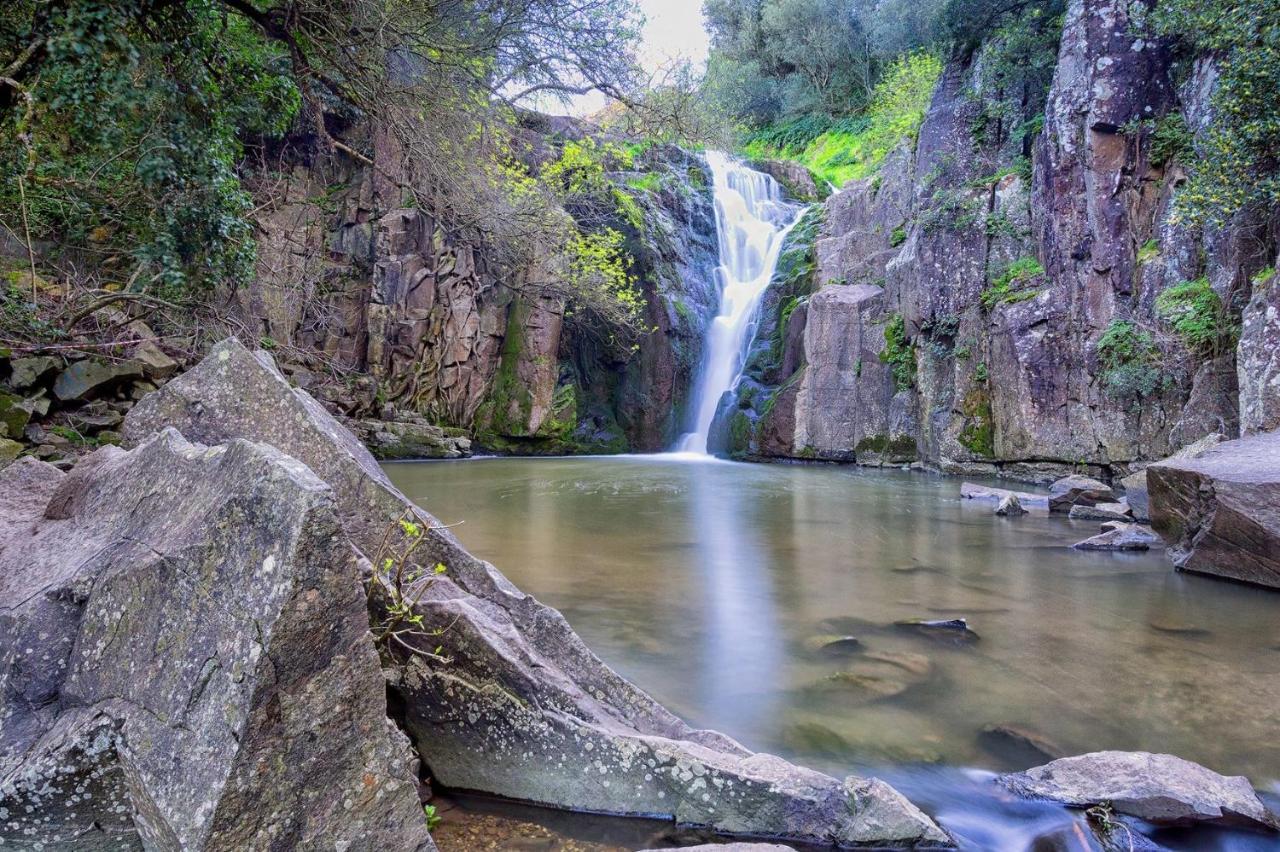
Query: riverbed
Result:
<box><xmin>387</xmin><ymin>455</ymin><xmax>1280</xmax><ymax>850</ymax></box>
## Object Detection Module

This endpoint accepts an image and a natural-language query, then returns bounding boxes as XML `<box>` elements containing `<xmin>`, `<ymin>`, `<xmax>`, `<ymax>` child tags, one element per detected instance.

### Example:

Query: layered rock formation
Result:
<box><xmin>729</xmin><ymin>0</ymin><xmax>1278</xmax><ymax>482</ymax></box>
<box><xmin>1148</xmin><ymin>429</ymin><xmax>1280</xmax><ymax>589</ymax></box>
<box><xmin>110</xmin><ymin>338</ymin><xmax>951</xmax><ymax>848</ymax></box>
<box><xmin>239</xmin><ymin>131</ymin><xmax>719</xmax><ymax>456</ymax></box>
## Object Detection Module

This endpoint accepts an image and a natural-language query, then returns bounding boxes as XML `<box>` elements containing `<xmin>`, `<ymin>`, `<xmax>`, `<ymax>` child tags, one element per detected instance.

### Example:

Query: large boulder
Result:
<box><xmin>122</xmin><ymin>338</ymin><xmax>950</xmax><ymax>848</ymax></box>
<box><xmin>1147</xmin><ymin>430</ymin><xmax>1280</xmax><ymax>588</ymax></box>
<box><xmin>1120</xmin><ymin>432</ymin><xmax>1224</xmax><ymax>523</ymax></box>
<box><xmin>999</xmin><ymin>751</ymin><xmax>1279</xmax><ymax>830</ymax></box>
<box><xmin>0</xmin><ymin>431</ymin><xmax>432</xmax><ymax>850</ymax></box>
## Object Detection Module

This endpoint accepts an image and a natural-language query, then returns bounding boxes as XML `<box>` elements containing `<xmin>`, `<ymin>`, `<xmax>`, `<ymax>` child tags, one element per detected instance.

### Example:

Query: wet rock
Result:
<box><xmin>122</xmin><ymin>338</ymin><xmax>951</xmax><ymax>848</ymax></box>
<box><xmin>894</xmin><ymin>617</ymin><xmax>980</xmax><ymax>646</ymax></box>
<box><xmin>644</xmin><ymin>845</ymin><xmax>797</xmax><ymax>851</ymax></box>
<box><xmin>357</xmin><ymin>417</ymin><xmax>472</xmax><ymax>459</ymax></box>
<box><xmin>1148</xmin><ymin>430</ymin><xmax>1280</xmax><ymax>589</ymax></box>
<box><xmin>1121</xmin><ymin>433</ymin><xmax>1224</xmax><ymax>523</ymax></box>
<box><xmin>1068</xmin><ymin>501</ymin><xmax>1132</xmax><ymax>522</ymax></box>
<box><xmin>1072</xmin><ymin>524</ymin><xmax>1160</xmax><ymax>551</ymax></box>
<box><xmin>979</xmin><ymin>724</ymin><xmax>1067</xmax><ymax>765</ymax></box>
<box><xmin>802</xmin><ymin>634</ymin><xmax>864</xmax><ymax>656</ymax></box>
<box><xmin>1048</xmin><ymin>475</ymin><xmax>1115</xmax><ymax>513</ymax></box>
<box><xmin>961</xmin><ymin>482</ymin><xmax>1048</xmax><ymax>509</ymax></box>
<box><xmin>995</xmin><ymin>494</ymin><xmax>1026</xmax><ymax>516</ymax></box>
<box><xmin>8</xmin><ymin>355</ymin><xmax>60</xmax><ymax>389</ymax></box>
<box><xmin>999</xmin><ymin>751</ymin><xmax>1280</xmax><ymax>830</ymax></box>
<box><xmin>1148</xmin><ymin>619</ymin><xmax>1211</xmax><ymax>637</ymax></box>
<box><xmin>0</xmin><ymin>431</ymin><xmax>433</xmax><ymax>850</ymax></box>
<box><xmin>52</xmin><ymin>359</ymin><xmax>144</xmax><ymax>401</ymax></box>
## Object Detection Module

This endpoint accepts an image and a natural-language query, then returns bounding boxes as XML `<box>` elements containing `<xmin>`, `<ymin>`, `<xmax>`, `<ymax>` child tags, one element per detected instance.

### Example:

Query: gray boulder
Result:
<box><xmin>8</xmin><ymin>355</ymin><xmax>60</xmax><ymax>389</ymax></box>
<box><xmin>1148</xmin><ymin>430</ymin><xmax>1280</xmax><ymax>588</ymax></box>
<box><xmin>1072</xmin><ymin>524</ymin><xmax>1160</xmax><ymax>551</ymax></box>
<box><xmin>1048</xmin><ymin>475</ymin><xmax>1115</xmax><ymax>513</ymax></box>
<box><xmin>961</xmin><ymin>482</ymin><xmax>1048</xmax><ymax>509</ymax></box>
<box><xmin>0</xmin><ymin>431</ymin><xmax>432</xmax><ymax>850</ymax></box>
<box><xmin>999</xmin><ymin>751</ymin><xmax>1279</xmax><ymax>830</ymax></box>
<box><xmin>52</xmin><ymin>359</ymin><xmax>145</xmax><ymax>401</ymax></box>
<box><xmin>123</xmin><ymin>338</ymin><xmax>950</xmax><ymax>848</ymax></box>
<box><xmin>1120</xmin><ymin>433</ymin><xmax>1224</xmax><ymax>522</ymax></box>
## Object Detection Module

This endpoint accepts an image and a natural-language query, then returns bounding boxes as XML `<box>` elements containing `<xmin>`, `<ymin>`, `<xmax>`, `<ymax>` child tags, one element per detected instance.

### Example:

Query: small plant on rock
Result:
<box><xmin>880</xmin><ymin>313</ymin><xmax>916</xmax><ymax>392</ymax></box>
<box><xmin>1095</xmin><ymin>320</ymin><xmax>1168</xmax><ymax>399</ymax></box>
<box><xmin>1154</xmin><ymin>277</ymin><xmax>1238</xmax><ymax>356</ymax></box>
<box><xmin>371</xmin><ymin>512</ymin><xmax>455</xmax><ymax>663</ymax></box>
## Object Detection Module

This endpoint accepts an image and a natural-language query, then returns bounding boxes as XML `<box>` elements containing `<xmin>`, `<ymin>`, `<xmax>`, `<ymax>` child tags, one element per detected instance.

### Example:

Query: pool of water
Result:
<box><xmin>387</xmin><ymin>455</ymin><xmax>1280</xmax><ymax>849</ymax></box>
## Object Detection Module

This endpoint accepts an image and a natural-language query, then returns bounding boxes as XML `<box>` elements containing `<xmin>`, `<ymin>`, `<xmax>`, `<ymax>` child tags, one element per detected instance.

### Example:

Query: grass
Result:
<box><xmin>741</xmin><ymin>52</ymin><xmax>941</xmax><ymax>189</ymax></box>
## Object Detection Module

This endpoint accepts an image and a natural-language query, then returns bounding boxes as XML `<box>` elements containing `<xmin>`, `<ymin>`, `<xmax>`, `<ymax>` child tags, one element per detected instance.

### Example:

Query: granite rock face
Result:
<box><xmin>1147</xmin><ymin>430</ymin><xmax>1280</xmax><ymax>588</ymax></box>
<box><xmin>1000</xmin><ymin>751</ymin><xmax>1279</xmax><ymax>830</ymax></box>
<box><xmin>730</xmin><ymin>0</ymin><xmax>1278</xmax><ymax>477</ymax></box>
<box><xmin>0</xmin><ymin>431</ymin><xmax>432</xmax><ymax>850</ymax></box>
<box><xmin>121</xmin><ymin>339</ymin><xmax>950</xmax><ymax>848</ymax></box>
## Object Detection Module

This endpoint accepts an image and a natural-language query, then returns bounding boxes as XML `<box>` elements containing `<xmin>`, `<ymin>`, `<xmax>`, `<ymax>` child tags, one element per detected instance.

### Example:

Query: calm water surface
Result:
<box><xmin>387</xmin><ymin>456</ymin><xmax>1280</xmax><ymax>850</ymax></box>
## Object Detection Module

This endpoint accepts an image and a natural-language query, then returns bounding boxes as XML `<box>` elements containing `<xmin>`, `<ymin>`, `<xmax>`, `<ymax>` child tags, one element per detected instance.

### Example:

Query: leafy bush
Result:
<box><xmin>1154</xmin><ymin>278</ymin><xmax>1238</xmax><ymax>355</ymax></box>
<box><xmin>880</xmin><ymin>312</ymin><xmax>917</xmax><ymax>391</ymax></box>
<box><xmin>1095</xmin><ymin>320</ymin><xmax>1167</xmax><ymax>398</ymax></box>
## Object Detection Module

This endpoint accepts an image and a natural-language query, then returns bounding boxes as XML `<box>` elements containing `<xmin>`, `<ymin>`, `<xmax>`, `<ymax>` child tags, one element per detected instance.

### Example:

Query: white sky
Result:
<box><xmin>542</xmin><ymin>0</ymin><xmax>712</xmax><ymax>117</ymax></box>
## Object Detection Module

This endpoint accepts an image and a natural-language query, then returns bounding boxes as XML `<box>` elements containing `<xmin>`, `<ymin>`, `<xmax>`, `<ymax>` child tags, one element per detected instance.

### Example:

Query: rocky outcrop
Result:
<box><xmin>1121</xmin><ymin>432</ymin><xmax>1225</xmax><ymax>522</ymax></box>
<box><xmin>0</xmin><ymin>432</ymin><xmax>432</xmax><ymax>849</ymax></box>
<box><xmin>1147</xmin><ymin>430</ymin><xmax>1280</xmax><ymax>588</ymax></box>
<box><xmin>731</xmin><ymin>0</ymin><xmax>1278</xmax><ymax>478</ymax></box>
<box><xmin>1238</xmin><ymin>268</ymin><xmax>1280</xmax><ymax>435</ymax></box>
<box><xmin>999</xmin><ymin>751</ymin><xmax>1279</xmax><ymax>830</ymax></box>
<box><xmin>120</xmin><ymin>338</ymin><xmax>949</xmax><ymax>848</ymax></box>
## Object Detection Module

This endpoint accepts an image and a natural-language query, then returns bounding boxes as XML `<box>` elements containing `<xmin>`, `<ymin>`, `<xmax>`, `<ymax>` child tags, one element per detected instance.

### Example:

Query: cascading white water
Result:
<box><xmin>676</xmin><ymin>151</ymin><xmax>803</xmax><ymax>455</ymax></box>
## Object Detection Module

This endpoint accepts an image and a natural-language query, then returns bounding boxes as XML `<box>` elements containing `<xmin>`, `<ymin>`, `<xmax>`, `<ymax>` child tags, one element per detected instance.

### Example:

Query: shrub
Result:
<box><xmin>880</xmin><ymin>313</ymin><xmax>916</xmax><ymax>391</ymax></box>
<box><xmin>1154</xmin><ymin>278</ymin><xmax>1237</xmax><ymax>355</ymax></box>
<box><xmin>1095</xmin><ymin>320</ymin><xmax>1167</xmax><ymax>398</ymax></box>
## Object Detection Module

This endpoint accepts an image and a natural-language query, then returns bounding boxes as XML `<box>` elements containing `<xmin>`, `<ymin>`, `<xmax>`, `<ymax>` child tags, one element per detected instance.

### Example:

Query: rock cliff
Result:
<box><xmin>730</xmin><ymin>0</ymin><xmax>1279</xmax><ymax>482</ymax></box>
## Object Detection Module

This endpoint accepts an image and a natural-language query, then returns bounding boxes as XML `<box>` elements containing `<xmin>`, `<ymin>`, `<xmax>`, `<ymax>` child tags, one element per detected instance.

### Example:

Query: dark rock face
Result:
<box><xmin>731</xmin><ymin>0</ymin><xmax>1278</xmax><ymax>477</ymax></box>
<box><xmin>1148</xmin><ymin>430</ymin><xmax>1280</xmax><ymax>588</ymax></box>
<box><xmin>1048</xmin><ymin>475</ymin><xmax>1116</xmax><ymax>513</ymax></box>
<box><xmin>242</xmin><ymin>141</ymin><xmax>718</xmax><ymax>455</ymax></box>
<box><xmin>0</xmin><ymin>432</ymin><xmax>432</xmax><ymax>850</ymax></box>
<box><xmin>999</xmin><ymin>751</ymin><xmax>1279</xmax><ymax>831</ymax></box>
<box><xmin>120</xmin><ymin>339</ymin><xmax>950</xmax><ymax>848</ymax></box>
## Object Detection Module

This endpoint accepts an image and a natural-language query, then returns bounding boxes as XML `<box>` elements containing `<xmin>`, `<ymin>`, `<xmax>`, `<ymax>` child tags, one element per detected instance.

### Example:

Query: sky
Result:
<box><xmin>543</xmin><ymin>0</ymin><xmax>712</xmax><ymax>117</ymax></box>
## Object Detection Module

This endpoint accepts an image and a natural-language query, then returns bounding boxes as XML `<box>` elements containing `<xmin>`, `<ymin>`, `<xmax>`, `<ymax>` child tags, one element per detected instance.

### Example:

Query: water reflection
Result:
<box><xmin>388</xmin><ymin>456</ymin><xmax>1280</xmax><ymax>847</ymax></box>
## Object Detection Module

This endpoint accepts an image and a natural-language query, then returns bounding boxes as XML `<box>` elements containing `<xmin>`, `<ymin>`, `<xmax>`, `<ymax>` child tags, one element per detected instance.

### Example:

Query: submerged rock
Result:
<box><xmin>978</xmin><ymin>724</ymin><xmax>1066</xmax><ymax>766</ymax></box>
<box><xmin>1148</xmin><ymin>430</ymin><xmax>1280</xmax><ymax>589</ymax></box>
<box><xmin>999</xmin><ymin>751</ymin><xmax>1280</xmax><ymax>831</ymax></box>
<box><xmin>0</xmin><ymin>432</ymin><xmax>432</xmax><ymax>850</ymax></box>
<box><xmin>961</xmin><ymin>482</ymin><xmax>1048</xmax><ymax>509</ymax></box>
<box><xmin>802</xmin><ymin>634</ymin><xmax>864</xmax><ymax>656</ymax></box>
<box><xmin>1048</xmin><ymin>475</ymin><xmax>1115</xmax><ymax>513</ymax></box>
<box><xmin>1071</xmin><ymin>524</ymin><xmax>1159</xmax><ymax>551</ymax></box>
<box><xmin>121</xmin><ymin>338</ymin><xmax>951</xmax><ymax>848</ymax></box>
<box><xmin>894</xmin><ymin>617</ymin><xmax>980</xmax><ymax>645</ymax></box>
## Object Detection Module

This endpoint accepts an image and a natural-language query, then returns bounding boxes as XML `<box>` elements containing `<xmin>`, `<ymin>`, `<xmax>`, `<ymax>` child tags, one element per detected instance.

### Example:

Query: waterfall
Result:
<box><xmin>676</xmin><ymin>151</ymin><xmax>803</xmax><ymax>455</ymax></box>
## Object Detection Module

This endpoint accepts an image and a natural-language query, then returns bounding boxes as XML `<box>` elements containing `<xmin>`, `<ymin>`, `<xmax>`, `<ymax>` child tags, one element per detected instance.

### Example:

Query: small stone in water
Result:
<box><xmin>802</xmin><ymin>634</ymin><xmax>863</xmax><ymax>656</ymax></box>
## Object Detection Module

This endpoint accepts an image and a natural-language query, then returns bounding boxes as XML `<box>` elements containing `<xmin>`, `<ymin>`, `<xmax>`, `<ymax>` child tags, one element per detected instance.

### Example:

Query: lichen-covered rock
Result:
<box><xmin>0</xmin><ymin>430</ymin><xmax>432</xmax><ymax>850</ymax></box>
<box><xmin>1238</xmin><ymin>269</ymin><xmax>1280</xmax><ymax>435</ymax></box>
<box><xmin>1148</xmin><ymin>430</ymin><xmax>1280</xmax><ymax>588</ymax></box>
<box><xmin>999</xmin><ymin>751</ymin><xmax>1279</xmax><ymax>830</ymax></box>
<box><xmin>1067</xmin><ymin>502</ymin><xmax>1131</xmax><ymax>521</ymax></box>
<box><xmin>122</xmin><ymin>338</ymin><xmax>950</xmax><ymax>848</ymax></box>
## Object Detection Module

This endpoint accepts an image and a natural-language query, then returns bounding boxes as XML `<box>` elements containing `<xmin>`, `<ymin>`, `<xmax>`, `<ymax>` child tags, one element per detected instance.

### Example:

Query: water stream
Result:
<box><xmin>389</xmin><ymin>457</ymin><xmax>1280</xmax><ymax>850</ymax></box>
<box><xmin>676</xmin><ymin>152</ymin><xmax>802</xmax><ymax>454</ymax></box>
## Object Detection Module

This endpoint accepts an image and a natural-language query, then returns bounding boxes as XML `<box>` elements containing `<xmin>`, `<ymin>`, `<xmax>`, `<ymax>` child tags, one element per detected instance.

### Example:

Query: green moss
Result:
<box><xmin>958</xmin><ymin>387</ymin><xmax>995</xmax><ymax>458</ymax></box>
<box><xmin>482</xmin><ymin>300</ymin><xmax>532</xmax><ymax>437</ymax></box>
<box><xmin>981</xmin><ymin>256</ymin><xmax>1045</xmax><ymax>310</ymax></box>
<box><xmin>890</xmin><ymin>225</ymin><xmax>907</xmax><ymax>247</ymax></box>
<box><xmin>727</xmin><ymin>411</ymin><xmax>753</xmax><ymax>459</ymax></box>
<box><xmin>1096</xmin><ymin>320</ymin><xmax>1168</xmax><ymax>398</ymax></box>
<box><xmin>879</xmin><ymin>313</ymin><xmax>916</xmax><ymax>392</ymax></box>
<box><xmin>1137</xmin><ymin>239</ymin><xmax>1161</xmax><ymax>265</ymax></box>
<box><xmin>854</xmin><ymin>434</ymin><xmax>918</xmax><ymax>460</ymax></box>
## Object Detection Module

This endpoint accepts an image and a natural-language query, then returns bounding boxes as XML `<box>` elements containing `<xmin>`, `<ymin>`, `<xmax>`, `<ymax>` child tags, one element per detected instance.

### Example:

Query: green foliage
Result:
<box><xmin>1154</xmin><ymin>278</ymin><xmax>1238</xmax><ymax>355</ymax></box>
<box><xmin>742</xmin><ymin>53</ymin><xmax>942</xmax><ymax>187</ymax></box>
<box><xmin>1154</xmin><ymin>0</ymin><xmax>1280</xmax><ymax>226</ymax></box>
<box><xmin>880</xmin><ymin>313</ymin><xmax>917</xmax><ymax>391</ymax></box>
<box><xmin>1149</xmin><ymin>113</ymin><xmax>1193</xmax><ymax>166</ymax></box>
<box><xmin>1</xmin><ymin>1</ymin><xmax>299</xmax><ymax>297</ymax></box>
<box><xmin>981</xmin><ymin>257</ymin><xmax>1044</xmax><ymax>309</ymax></box>
<box><xmin>371</xmin><ymin>513</ymin><xmax>452</xmax><ymax>662</ymax></box>
<box><xmin>958</xmin><ymin>386</ymin><xmax>994</xmax><ymax>457</ymax></box>
<box><xmin>890</xmin><ymin>225</ymin><xmax>908</xmax><ymax>247</ymax></box>
<box><xmin>1096</xmin><ymin>320</ymin><xmax>1167</xmax><ymax>398</ymax></box>
<box><xmin>1137</xmin><ymin>240</ymin><xmax>1161</xmax><ymax>265</ymax></box>
<box><xmin>423</xmin><ymin>805</ymin><xmax>441</xmax><ymax>831</ymax></box>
